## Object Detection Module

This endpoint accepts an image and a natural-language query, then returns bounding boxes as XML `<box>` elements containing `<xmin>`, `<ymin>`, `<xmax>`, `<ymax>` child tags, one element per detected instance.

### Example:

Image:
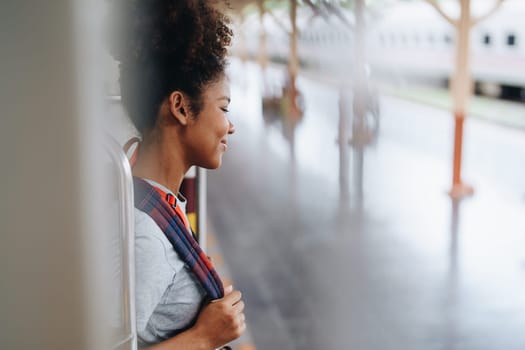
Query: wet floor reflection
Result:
<box><xmin>261</xmin><ymin>67</ymin><xmax>305</xmax><ymax>162</ymax></box>
<box><xmin>442</xmin><ymin>199</ymin><xmax>461</xmax><ymax>350</ymax></box>
<box><xmin>449</xmin><ymin>199</ymin><xmax>460</xmax><ymax>279</ymax></box>
<box><xmin>258</xmin><ymin>64</ymin><xmax>381</xmax><ymax>205</ymax></box>
<box><xmin>212</xmin><ymin>59</ymin><xmax>525</xmax><ymax>350</ymax></box>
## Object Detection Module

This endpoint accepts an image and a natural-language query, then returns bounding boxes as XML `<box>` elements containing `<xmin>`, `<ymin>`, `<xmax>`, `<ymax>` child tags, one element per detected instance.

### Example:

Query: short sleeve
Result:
<box><xmin>134</xmin><ymin>209</ymin><xmax>183</xmax><ymax>332</ymax></box>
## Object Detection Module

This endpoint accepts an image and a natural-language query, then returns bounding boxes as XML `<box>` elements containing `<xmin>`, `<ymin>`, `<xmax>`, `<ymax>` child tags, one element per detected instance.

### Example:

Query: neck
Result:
<box><xmin>131</xmin><ymin>128</ymin><xmax>188</xmax><ymax>195</ymax></box>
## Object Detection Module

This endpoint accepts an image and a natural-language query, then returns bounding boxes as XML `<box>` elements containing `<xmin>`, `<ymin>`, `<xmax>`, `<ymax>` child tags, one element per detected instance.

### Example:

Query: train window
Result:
<box><xmin>507</xmin><ymin>33</ymin><xmax>517</xmax><ymax>47</ymax></box>
<box><xmin>483</xmin><ymin>34</ymin><xmax>491</xmax><ymax>46</ymax></box>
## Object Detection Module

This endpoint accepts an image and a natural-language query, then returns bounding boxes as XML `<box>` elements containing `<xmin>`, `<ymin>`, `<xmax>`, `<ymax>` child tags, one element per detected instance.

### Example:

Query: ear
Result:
<box><xmin>168</xmin><ymin>91</ymin><xmax>190</xmax><ymax>126</ymax></box>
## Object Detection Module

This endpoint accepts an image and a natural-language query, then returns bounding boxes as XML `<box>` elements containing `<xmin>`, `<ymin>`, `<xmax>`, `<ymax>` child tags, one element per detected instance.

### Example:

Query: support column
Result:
<box><xmin>180</xmin><ymin>167</ymin><xmax>208</xmax><ymax>251</ymax></box>
<box><xmin>287</xmin><ymin>0</ymin><xmax>300</xmax><ymax>161</ymax></box>
<box><xmin>352</xmin><ymin>0</ymin><xmax>366</xmax><ymax>204</ymax></box>
<box><xmin>257</xmin><ymin>0</ymin><xmax>268</xmax><ymax>70</ymax></box>
<box><xmin>449</xmin><ymin>0</ymin><xmax>474</xmax><ymax>198</ymax></box>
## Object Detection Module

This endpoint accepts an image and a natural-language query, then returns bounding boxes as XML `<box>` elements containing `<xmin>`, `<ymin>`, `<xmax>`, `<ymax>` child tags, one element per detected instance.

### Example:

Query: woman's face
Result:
<box><xmin>185</xmin><ymin>76</ymin><xmax>234</xmax><ymax>169</ymax></box>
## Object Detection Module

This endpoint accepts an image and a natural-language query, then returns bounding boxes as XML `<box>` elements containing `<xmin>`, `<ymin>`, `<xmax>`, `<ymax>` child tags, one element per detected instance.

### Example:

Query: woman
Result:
<box><xmin>108</xmin><ymin>1</ymin><xmax>245</xmax><ymax>348</ymax></box>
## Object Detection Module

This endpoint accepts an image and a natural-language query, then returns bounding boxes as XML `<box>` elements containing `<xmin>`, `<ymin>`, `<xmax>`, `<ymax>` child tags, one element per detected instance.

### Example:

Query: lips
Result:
<box><xmin>220</xmin><ymin>139</ymin><xmax>228</xmax><ymax>150</ymax></box>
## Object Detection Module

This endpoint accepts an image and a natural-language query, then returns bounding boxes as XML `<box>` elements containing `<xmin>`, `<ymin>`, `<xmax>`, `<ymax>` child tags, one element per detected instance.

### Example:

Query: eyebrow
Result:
<box><xmin>217</xmin><ymin>96</ymin><xmax>231</xmax><ymax>103</ymax></box>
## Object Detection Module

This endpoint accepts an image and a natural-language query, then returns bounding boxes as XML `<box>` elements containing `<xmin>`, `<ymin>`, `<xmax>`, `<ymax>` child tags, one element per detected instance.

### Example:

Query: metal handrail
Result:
<box><xmin>105</xmin><ymin>135</ymin><xmax>137</xmax><ymax>350</ymax></box>
<box><xmin>113</xmin><ymin>334</ymin><xmax>135</xmax><ymax>350</ymax></box>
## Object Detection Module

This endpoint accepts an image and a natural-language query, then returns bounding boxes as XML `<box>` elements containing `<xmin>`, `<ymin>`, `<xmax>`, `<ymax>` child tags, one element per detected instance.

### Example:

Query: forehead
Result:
<box><xmin>203</xmin><ymin>75</ymin><xmax>230</xmax><ymax>99</ymax></box>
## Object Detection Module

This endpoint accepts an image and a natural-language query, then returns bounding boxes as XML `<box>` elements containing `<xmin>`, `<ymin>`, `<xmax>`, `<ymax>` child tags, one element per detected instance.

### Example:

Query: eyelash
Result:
<box><xmin>221</xmin><ymin>107</ymin><xmax>229</xmax><ymax>113</ymax></box>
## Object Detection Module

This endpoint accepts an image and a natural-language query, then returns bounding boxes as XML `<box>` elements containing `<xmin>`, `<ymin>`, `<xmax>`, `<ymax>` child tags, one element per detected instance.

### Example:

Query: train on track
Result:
<box><xmin>234</xmin><ymin>0</ymin><xmax>525</xmax><ymax>99</ymax></box>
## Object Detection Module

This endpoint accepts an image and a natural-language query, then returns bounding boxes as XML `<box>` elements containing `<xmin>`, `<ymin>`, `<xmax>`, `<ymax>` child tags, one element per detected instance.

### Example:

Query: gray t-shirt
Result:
<box><xmin>134</xmin><ymin>180</ymin><xmax>206</xmax><ymax>347</ymax></box>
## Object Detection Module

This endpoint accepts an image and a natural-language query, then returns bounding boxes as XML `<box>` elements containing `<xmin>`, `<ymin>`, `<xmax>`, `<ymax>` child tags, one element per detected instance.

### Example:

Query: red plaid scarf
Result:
<box><xmin>133</xmin><ymin>177</ymin><xmax>224</xmax><ymax>300</ymax></box>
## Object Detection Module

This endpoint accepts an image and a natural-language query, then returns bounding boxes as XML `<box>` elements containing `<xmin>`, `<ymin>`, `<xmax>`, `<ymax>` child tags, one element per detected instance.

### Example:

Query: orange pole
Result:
<box><xmin>449</xmin><ymin>0</ymin><xmax>473</xmax><ymax>199</ymax></box>
<box><xmin>452</xmin><ymin>111</ymin><xmax>464</xmax><ymax>186</ymax></box>
<box><xmin>449</xmin><ymin>110</ymin><xmax>473</xmax><ymax>198</ymax></box>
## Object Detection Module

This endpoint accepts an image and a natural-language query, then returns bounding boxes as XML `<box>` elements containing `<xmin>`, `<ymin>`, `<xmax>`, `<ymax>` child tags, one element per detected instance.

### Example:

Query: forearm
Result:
<box><xmin>142</xmin><ymin>328</ymin><xmax>213</xmax><ymax>350</ymax></box>
<box><xmin>142</xmin><ymin>286</ymin><xmax>244</xmax><ymax>350</ymax></box>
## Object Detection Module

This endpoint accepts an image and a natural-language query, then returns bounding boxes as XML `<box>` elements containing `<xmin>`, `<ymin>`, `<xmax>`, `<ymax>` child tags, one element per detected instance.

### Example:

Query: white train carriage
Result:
<box><xmin>365</xmin><ymin>0</ymin><xmax>525</xmax><ymax>95</ymax></box>
<box><xmin>235</xmin><ymin>1</ymin><xmax>525</xmax><ymax>98</ymax></box>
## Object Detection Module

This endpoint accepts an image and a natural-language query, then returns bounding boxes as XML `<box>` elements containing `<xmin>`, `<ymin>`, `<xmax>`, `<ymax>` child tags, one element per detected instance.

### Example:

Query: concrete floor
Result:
<box><xmin>206</xmin><ymin>60</ymin><xmax>525</xmax><ymax>350</ymax></box>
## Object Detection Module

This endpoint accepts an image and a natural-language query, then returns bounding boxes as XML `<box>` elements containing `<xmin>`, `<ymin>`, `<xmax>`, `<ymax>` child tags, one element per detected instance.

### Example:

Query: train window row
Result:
<box><xmin>299</xmin><ymin>31</ymin><xmax>352</xmax><ymax>44</ymax></box>
<box><xmin>378</xmin><ymin>33</ymin><xmax>453</xmax><ymax>47</ymax></box>
<box><xmin>377</xmin><ymin>32</ymin><xmax>519</xmax><ymax>48</ymax></box>
<box><xmin>481</xmin><ymin>33</ymin><xmax>517</xmax><ymax>47</ymax></box>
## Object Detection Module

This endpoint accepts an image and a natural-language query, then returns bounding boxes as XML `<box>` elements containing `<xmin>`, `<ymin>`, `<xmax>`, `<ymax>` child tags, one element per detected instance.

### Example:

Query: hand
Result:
<box><xmin>192</xmin><ymin>285</ymin><xmax>246</xmax><ymax>349</ymax></box>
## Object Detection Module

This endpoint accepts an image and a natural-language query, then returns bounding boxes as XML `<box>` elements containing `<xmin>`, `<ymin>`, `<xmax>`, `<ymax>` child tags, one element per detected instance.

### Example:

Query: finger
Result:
<box><xmin>232</xmin><ymin>300</ymin><xmax>245</xmax><ymax>314</ymax></box>
<box><xmin>234</xmin><ymin>313</ymin><xmax>245</xmax><ymax>329</ymax></box>
<box><xmin>238</xmin><ymin>321</ymin><xmax>247</xmax><ymax>334</ymax></box>
<box><xmin>224</xmin><ymin>285</ymin><xmax>233</xmax><ymax>295</ymax></box>
<box><xmin>221</xmin><ymin>290</ymin><xmax>242</xmax><ymax>305</ymax></box>
<box><xmin>212</xmin><ymin>285</ymin><xmax>233</xmax><ymax>302</ymax></box>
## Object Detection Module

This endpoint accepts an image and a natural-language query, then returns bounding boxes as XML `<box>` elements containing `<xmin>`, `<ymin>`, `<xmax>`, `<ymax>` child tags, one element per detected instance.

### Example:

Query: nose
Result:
<box><xmin>228</xmin><ymin>120</ymin><xmax>235</xmax><ymax>135</ymax></box>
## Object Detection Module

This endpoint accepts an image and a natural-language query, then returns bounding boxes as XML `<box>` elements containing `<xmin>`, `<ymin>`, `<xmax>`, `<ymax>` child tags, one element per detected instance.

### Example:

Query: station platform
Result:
<box><xmin>206</xmin><ymin>222</ymin><xmax>256</xmax><ymax>350</ymax></box>
<box><xmin>205</xmin><ymin>59</ymin><xmax>525</xmax><ymax>350</ymax></box>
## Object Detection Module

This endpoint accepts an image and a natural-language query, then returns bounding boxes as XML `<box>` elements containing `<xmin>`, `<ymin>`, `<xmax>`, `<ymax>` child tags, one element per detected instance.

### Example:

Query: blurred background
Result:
<box><xmin>1</xmin><ymin>1</ymin><xmax>524</xmax><ymax>349</ymax></box>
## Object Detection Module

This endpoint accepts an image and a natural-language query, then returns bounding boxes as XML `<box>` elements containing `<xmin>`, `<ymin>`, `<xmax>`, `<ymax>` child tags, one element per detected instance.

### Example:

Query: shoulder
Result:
<box><xmin>134</xmin><ymin>208</ymin><xmax>185</xmax><ymax>273</ymax></box>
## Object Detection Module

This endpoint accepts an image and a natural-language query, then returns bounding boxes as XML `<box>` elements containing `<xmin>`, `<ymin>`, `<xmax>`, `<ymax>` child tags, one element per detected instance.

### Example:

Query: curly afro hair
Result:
<box><xmin>107</xmin><ymin>0</ymin><xmax>233</xmax><ymax>134</ymax></box>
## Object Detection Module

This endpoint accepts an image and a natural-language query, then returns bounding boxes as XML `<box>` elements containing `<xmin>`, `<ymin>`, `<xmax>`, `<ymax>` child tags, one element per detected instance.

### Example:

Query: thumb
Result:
<box><xmin>224</xmin><ymin>285</ymin><xmax>233</xmax><ymax>295</ymax></box>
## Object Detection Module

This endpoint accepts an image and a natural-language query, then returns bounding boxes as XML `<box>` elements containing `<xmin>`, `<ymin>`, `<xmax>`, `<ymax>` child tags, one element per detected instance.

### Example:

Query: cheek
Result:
<box><xmin>221</xmin><ymin>118</ymin><xmax>229</xmax><ymax>135</ymax></box>
<box><xmin>214</xmin><ymin>114</ymin><xmax>229</xmax><ymax>136</ymax></box>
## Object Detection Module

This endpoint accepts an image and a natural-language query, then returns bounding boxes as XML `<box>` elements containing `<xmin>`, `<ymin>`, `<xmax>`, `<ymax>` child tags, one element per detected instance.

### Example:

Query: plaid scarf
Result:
<box><xmin>133</xmin><ymin>177</ymin><xmax>224</xmax><ymax>300</ymax></box>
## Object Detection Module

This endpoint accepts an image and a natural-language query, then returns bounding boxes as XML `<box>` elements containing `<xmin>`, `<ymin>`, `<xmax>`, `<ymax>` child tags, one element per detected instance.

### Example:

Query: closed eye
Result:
<box><xmin>221</xmin><ymin>107</ymin><xmax>229</xmax><ymax>113</ymax></box>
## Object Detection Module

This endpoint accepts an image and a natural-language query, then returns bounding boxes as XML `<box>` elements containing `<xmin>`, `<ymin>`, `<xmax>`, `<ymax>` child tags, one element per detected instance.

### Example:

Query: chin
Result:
<box><xmin>201</xmin><ymin>157</ymin><xmax>222</xmax><ymax>170</ymax></box>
